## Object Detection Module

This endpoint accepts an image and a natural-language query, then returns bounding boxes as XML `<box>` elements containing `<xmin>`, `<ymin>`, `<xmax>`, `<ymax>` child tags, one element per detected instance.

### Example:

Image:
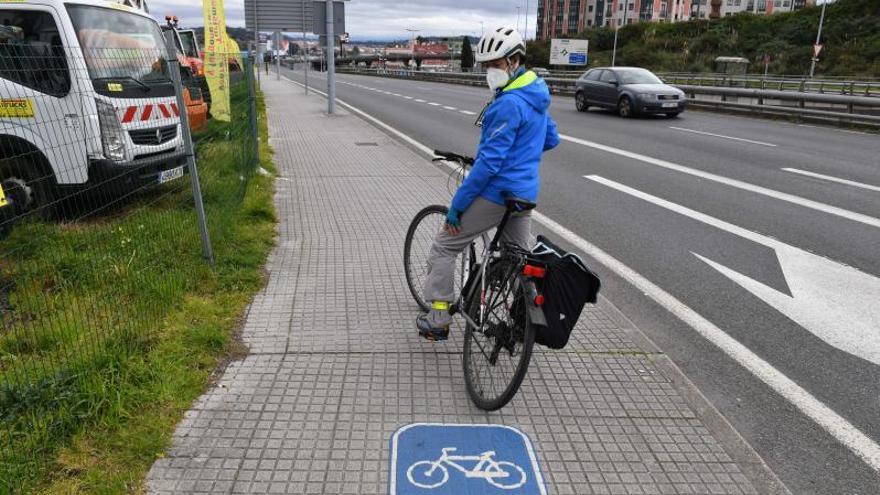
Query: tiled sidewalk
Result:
<box><xmin>146</xmin><ymin>78</ymin><xmax>774</xmax><ymax>494</ymax></box>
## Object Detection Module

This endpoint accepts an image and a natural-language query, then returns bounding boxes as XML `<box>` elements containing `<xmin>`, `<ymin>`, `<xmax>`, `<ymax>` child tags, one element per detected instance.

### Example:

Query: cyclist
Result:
<box><xmin>417</xmin><ymin>26</ymin><xmax>560</xmax><ymax>341</ymax></box>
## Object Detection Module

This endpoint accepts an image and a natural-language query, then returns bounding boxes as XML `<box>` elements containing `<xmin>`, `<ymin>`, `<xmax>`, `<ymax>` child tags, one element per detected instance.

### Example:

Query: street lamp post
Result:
<box><xmin>524</xmin><ymin>0</ymin><xmax>529</xmax><ymax>39</ymax></box>
<box><xmin>253</xmin><ymin>0</ymin><xmax>259</xmax><ymax>85</ymax></box>
<box><xmin>405</xmin><ymin>28</ymin><xmax>420</xmax><ymax>70</ymax></box>
<box><xmin>516</xmin><ymin>6</ymin><xmax>521</xmax><ymax>33</ymax></box>
<box><xmin>809</xmin><ymin>0</ymin><xmax>827</xmax><ymax>79</ymax></box>
<box><xmin>611</xmin><ymin>0</ymin><xmax>628</xmax><ymax>66</ymax></box>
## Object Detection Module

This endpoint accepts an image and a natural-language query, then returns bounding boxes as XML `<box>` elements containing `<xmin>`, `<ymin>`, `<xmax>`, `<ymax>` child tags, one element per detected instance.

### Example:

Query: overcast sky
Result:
<box><xmin>148</xmin><ymin>0</ymin><xmax>538</xmax><ymax>40</ymax></box>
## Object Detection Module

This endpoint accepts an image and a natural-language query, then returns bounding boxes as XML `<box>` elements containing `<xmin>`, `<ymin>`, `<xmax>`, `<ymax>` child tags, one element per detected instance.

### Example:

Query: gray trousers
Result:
<box><xmin>422</xmin><ymin>197</ymin><xmax>532</xmax><ymax>304</ymax></box>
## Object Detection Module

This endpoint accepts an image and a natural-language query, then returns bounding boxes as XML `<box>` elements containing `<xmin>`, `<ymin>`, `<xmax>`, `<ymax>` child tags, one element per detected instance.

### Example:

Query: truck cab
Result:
<box><xmin>0</xmin><ymin>0</ymin><xmax>186</xmax><ymax>222</ymax></box>
<box><xmin>161</xmin><ymin>16</ymin><xmax>208</xmax><ymax>131</ymax></box>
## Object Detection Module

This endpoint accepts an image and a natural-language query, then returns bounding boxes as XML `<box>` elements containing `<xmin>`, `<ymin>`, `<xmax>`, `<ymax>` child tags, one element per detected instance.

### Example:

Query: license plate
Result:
<box><xmin>158</xmin><ymin>165</ymin><xmax>184</xmax><ymax>184</ymax></box>
<box><xmin>662</xmin><ymin>102</ymin><xmax>678</xmax><ymax>108</ymax></box>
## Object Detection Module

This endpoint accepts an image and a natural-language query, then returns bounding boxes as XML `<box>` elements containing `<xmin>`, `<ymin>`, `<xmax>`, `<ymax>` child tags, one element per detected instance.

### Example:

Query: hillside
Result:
<box><xmin>526</xmin><ymin>0</ymin><xmax>880</xmax><ymax>77</ymax></box>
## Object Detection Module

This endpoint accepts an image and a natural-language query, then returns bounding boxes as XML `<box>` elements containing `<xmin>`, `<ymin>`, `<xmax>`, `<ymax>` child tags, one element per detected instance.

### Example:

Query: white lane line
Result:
<box><xmin>415</xmin><ymin>98</ymin><xmax>426</xmax><ymax>103</ymax></box>
<box><xmin>460</xmin><ymin>110</ymin><xmax>477</xmax><ymax>115</ymax></box>
<box><xmin>559</xmin><ymin>133</ymin><xmax>880</xmax><ymax>229</ymax></box>
<box><xmin>403</xmin><ymin>96</ymin><xmax>414</xmax><ymax>99</ymax></box>
<box><xmin>668</xmin><ymin>126</ymin><xmax>777</xmax><ymax>147</ymax></box>
<box><xmin>442</xmin><ymin>106</ymin><xmax>457</xmax><ymax>110</ymax></box>
<box><xmin>782</xmin><ymin>168</ymin><xmax>880</xmax><ymax>193</ymax></box>
<box><xmin>427</xmin><ymin>102</ymin><xmax>442</xmax><ymax>106</ymax></box>
<box><xmin>282</xmin><ymin>75</ymin><xmax>880</xmax><ymax>474</ymax></box>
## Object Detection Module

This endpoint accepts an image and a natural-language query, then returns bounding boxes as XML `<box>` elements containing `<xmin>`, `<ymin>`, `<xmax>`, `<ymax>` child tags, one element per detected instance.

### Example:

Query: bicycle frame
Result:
<box><xmin>454</xmin><ymin>206</ymin><xmax>547</xmax><ymax>331</ymax></box>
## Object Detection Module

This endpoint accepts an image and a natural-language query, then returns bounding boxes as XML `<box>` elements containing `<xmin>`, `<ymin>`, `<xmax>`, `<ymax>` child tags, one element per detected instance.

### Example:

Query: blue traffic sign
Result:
<box><xmin>569</xmin><ymin>53</ymin><xmax>587</xmax><ymax>65</ymax></box>
<box><xmin>389</xmin><ymin>423</ymin><xmax>547</xmax><ymax>495</ymax></box>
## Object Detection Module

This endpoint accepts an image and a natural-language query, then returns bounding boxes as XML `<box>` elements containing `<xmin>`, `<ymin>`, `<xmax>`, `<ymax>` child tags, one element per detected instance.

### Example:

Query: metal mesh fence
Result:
<box><xmin>0</xmin><ymin>37</ymin><xmax>260</xmax><ymax>491</ymax></box>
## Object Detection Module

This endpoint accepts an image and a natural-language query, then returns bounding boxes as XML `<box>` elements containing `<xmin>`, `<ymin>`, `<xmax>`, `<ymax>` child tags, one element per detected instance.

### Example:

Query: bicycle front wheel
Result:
<box><xmin>403</xmin><ymin>205</ymin><xmax>486</xmax><ymax>312</ymax></box>
<box><xmin>462</xmin><ymin>259</ymin><xmax>536</xmax><ymax>411</ymax></box>
<box><xmin>404</xmin><ymin>205</ymin><xmax>449</xmax><ymax>312</ymax></box>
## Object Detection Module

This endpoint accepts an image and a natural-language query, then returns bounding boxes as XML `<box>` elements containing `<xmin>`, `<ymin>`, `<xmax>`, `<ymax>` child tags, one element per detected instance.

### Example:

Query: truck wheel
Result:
<box><xmin>0</xmin><ymin>156</ymin><xmax>55</xmax><ymax>222</ymax></box>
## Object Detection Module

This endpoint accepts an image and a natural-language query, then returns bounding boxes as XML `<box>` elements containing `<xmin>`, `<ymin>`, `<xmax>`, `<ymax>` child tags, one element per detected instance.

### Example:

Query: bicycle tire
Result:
<box><xmin>404</xmin><ymin>205</ymin><xmax>449</xmax><ymax>312</ymax></box>
<box><xmin>403</xmin><ymin>205</ymin><xmax>485</xmax><ymax>313</ymax></box>
<box><xmin>462</xmin><ymin>259</ymin><xmax>536</xmax><ymax>411</ymax></box>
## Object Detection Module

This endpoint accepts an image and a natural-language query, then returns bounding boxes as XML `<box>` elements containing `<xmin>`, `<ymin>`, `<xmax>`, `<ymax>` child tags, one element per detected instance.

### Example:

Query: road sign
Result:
<box><xmin>389</xmin><ymin>423</ymin><xmax>547</xmax><ymax>495</ymax></box>
<box><xmin>244</xmin><ymin>0</ymin><xmax>312</xmax><ymax>32</ymax></box>
<box><xmin>312</xmin><ymin>1</ymin><xmax>345</xmax><ymax>35</ymax></box>
<box><xmin>813</xmin><ymin>43</ymin><xmax>823</xmax><ymax>58</ymax></box>
<box><xmin>550</xmin><ymin>38</ymin><xmax>589</xmax><ymax>66</ymax></box>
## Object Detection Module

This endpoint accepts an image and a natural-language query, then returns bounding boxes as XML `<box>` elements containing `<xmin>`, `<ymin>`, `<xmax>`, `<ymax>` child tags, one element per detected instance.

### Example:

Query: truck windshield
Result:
<box><xmin>66</xmin><ymin>4</ymin><xmax>170</xmax><ymax>85</ymax></box>
<box><xmin>179</xmin><ymin>31</ymin><xmax>199</xmax><ymax>59</ymax></box>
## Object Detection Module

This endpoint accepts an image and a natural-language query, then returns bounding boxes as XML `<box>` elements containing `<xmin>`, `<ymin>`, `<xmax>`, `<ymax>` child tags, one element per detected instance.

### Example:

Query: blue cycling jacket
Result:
<box><xmin>450</xmin><ymin>69</ymin><xmax>560</xmax><ymax>214</ymax></box>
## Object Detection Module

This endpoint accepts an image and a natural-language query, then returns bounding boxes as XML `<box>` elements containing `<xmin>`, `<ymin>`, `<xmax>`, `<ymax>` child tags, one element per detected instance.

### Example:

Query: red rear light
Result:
<box><xmin>534</xmin><ymin>295</ymin><xmax>545</xmax><ymax>306</ymax></box>
<box><xmin>523</xmin><ymin>265</ymin><xmax>546</xmax><ymax>278</ymax></box>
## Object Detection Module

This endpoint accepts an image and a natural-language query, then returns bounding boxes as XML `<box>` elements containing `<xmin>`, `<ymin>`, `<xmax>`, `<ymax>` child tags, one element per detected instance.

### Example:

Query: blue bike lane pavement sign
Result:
<box><xmin>389</xmin><ymin>423</ymin><xmax>548</xmax><ymax>495</ymax></box>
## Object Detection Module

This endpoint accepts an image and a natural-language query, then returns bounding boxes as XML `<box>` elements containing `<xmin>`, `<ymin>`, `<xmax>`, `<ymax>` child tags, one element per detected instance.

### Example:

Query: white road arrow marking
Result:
<box><xmin>695</xmin><ymin>249</ymin><xmax>880</xmax><ymax>366</ymax></box>
<box><xmin>586</xmin><ymin>175</ymin><xmax>880</xmax><ymax>366</ymax></box>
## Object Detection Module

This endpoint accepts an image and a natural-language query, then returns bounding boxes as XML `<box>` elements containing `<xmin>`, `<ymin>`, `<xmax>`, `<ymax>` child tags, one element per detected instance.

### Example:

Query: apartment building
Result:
<box><xmin>536</xmin><ymin>0</ymin><xmax>815</xmax><ymax>38</ymax></box>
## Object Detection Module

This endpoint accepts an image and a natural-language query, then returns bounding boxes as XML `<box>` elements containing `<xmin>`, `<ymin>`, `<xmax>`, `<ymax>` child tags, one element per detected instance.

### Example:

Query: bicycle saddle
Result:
<box><xmin>503</xmin><ymin>194</ymin><xmax>537</xmax><ymax>213</ymax></box>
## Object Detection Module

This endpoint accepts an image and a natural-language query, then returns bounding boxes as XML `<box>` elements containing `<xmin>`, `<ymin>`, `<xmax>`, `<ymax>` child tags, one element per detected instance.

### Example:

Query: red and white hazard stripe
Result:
<box><xmin>120</xmin><ymin>103</ymin><xmax>181</xmax><ymax>123</ymax></box>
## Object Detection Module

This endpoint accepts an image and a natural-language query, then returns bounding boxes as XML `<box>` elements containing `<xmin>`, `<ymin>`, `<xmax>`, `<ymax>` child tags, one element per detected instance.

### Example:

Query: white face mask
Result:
<box><xmin>486</xmin><ymin>68</ymin><xmax>511</xmax><ymax>91</ymax></box>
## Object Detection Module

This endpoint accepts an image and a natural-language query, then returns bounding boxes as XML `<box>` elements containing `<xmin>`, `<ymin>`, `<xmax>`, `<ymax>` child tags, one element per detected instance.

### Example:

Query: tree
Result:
<box><xmin>460</xmin><ymin>36</ymin><xmax>474</xmax><ymax>72</ymax></box>
<box><xmin>351</xmin><ymin>45</ymin><xmax>361</xmax><ymax>56</ymax></box>
<box><xmin>416</xmin><ymin>35</ymin><xmax>427</xmax><ymax>45</ymax></box>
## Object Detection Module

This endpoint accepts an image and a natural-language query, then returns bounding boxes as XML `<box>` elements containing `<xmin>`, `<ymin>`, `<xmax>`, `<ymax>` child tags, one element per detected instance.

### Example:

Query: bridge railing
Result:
<box><xmin>335</xmin><ymin>67</ymin><xmax>880</xmax><ymax>128</ymax></box>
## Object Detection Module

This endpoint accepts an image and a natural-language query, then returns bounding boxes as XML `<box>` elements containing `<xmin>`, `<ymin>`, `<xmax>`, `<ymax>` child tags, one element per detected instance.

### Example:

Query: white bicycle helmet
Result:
<box><xmin>475</xmin><ymin>26</ymin><xmax>525</xmax><ymax>63</ymax></box>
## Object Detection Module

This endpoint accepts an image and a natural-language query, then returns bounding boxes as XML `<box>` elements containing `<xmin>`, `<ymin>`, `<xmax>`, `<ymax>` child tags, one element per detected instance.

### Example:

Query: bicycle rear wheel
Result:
<box><xmin>403</xmin><ymin>204</ymin><xmax>485</xmax><ymax>312</ymax></box>
<box><xmin>462</xmin><ymin>258</ymin><xmax>536</xmax><ymax>411</ymax></box>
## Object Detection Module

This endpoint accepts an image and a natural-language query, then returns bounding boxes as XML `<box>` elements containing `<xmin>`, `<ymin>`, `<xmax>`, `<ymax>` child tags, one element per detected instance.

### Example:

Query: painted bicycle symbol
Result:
<box><xmin>406</xmin><ymin>447</ymin><xmax>527</xmax><ymax>490</ymax></box>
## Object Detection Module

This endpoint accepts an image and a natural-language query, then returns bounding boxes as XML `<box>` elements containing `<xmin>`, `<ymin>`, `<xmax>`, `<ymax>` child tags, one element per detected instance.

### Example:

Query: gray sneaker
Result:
<box><xmin>416</xmin><ymin>307</ymin><xmax>452</xmax><ymax>341</ymax></box>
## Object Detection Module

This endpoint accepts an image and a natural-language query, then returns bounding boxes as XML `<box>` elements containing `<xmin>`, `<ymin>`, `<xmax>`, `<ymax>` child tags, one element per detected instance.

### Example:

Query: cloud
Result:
<box><xmin>148</xmin><ymin>0</ymin><xmax>538</xmax><ymax>39</ymax></box>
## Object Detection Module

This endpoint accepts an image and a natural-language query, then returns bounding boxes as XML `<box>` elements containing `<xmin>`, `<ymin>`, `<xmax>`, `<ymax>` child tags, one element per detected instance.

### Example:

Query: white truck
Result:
<box><xmin>0</xmin><ymin>0</ymin><xmax>186</xmax><ymax>222</ymax></box>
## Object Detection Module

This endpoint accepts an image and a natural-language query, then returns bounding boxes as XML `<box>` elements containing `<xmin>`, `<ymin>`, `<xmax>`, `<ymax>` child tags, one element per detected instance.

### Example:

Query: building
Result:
<box><xmin>536</xmin><ymin>0</ymin><xmax>815</xmax><ymax>38</ymax></box>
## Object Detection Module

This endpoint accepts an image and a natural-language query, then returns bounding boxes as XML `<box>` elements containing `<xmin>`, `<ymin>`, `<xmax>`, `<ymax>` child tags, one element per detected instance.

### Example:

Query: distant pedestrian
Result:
<box><xmin>264</xmin><ymin>52</ymin><xmax>271</xmax><ymax>74</ymax></box>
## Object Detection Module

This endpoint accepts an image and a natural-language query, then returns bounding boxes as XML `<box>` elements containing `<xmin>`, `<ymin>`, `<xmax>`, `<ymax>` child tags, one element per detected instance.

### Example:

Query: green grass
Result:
<box><xmin>0</xmin><ymin>79</ymin><xmax>276</xmax><ymax>493</ymax></box>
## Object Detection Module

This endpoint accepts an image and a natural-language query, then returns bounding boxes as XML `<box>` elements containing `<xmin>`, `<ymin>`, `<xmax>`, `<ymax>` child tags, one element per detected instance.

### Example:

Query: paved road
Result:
<box><xmin>279</xmin><ymin>67</ymin><xmax>880</xmax><ymax>494</ymax></box>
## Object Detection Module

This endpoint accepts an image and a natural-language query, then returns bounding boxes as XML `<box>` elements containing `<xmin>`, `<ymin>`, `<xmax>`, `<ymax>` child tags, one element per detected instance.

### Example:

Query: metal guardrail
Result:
<box><xmin>335</xmin><ymin>67</ymin><xmax>880</xmax><ymax>128</ymax></box>
<box><xmin>656</xmin><ymin>73</ymin><xmax>880</xmax><ymax>98</ymax></box>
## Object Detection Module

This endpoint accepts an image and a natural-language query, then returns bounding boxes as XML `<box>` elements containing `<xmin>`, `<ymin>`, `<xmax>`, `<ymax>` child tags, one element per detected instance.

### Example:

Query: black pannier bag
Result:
<box><xmin>530</xmin><ymin>235</ymin><xmax>601</xmax><ymax>349</ymax></box>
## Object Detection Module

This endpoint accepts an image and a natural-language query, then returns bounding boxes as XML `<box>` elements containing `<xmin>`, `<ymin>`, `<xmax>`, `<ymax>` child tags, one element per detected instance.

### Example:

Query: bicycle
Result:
<box><xmin>406</xmin><ymin>447</ymin><xmax>527</xmax><ymax>490</ymax></box>
<box><xmin>403</xmin><ymin>150</ymin><xmax>548</xmax><ymax>411</ymax></box>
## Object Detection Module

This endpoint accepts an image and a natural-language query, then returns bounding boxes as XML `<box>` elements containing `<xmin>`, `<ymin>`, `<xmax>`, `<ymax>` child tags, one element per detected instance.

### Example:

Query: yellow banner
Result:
<box><xmin>225</xmin><ymin>36</ymin><xmax>243</xmax><ymax>71</ymax></box>
<box><xmin>202</xmin><ymin>0</ymin><xmax>230</xmax><ymax>121</ymax></box>
<box><xmin>0</xmin><ymin>98</ymin><xmax>35</xmax><ymax>118</ymax></box>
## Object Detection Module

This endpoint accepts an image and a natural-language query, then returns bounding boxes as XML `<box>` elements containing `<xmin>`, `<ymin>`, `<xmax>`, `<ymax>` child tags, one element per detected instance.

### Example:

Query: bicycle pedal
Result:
<box><xmin>420</xmin><ymin>328</ymin><xmax>449</xmax><ymax>342</ymax></box>
<box><xmin>416</xmin><ymin>315</ymin><xmax>449</xmax><ymax>341</ymax></box>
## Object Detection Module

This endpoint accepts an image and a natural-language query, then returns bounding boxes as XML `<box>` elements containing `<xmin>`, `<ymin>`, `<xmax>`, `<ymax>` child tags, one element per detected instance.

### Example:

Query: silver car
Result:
<box><xmin>575</xmin><ymin>67</ymin><xmax>687</xmax><ymax>118</ymax></box>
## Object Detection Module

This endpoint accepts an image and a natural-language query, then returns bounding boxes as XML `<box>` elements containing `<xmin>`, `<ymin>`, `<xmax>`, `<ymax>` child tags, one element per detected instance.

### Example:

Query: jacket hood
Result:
<box><xmin>501</xmin><ymin>71</ymin><xmax>552</xmax><ymax>112</ymax></box>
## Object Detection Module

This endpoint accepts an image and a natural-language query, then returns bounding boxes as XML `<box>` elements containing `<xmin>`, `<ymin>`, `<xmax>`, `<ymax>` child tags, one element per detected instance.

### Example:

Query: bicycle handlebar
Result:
<box><xmin>433</xmin><ymin>150</ymin><xmax>474</xmax><ymax>167</ymax></box>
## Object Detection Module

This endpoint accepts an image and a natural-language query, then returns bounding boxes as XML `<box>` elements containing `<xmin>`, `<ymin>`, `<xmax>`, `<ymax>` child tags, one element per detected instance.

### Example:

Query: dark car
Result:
<box><xmin>574</xmin><ymin>67</ymin><xmax>687</xmax><ymax>118</ymax></box>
